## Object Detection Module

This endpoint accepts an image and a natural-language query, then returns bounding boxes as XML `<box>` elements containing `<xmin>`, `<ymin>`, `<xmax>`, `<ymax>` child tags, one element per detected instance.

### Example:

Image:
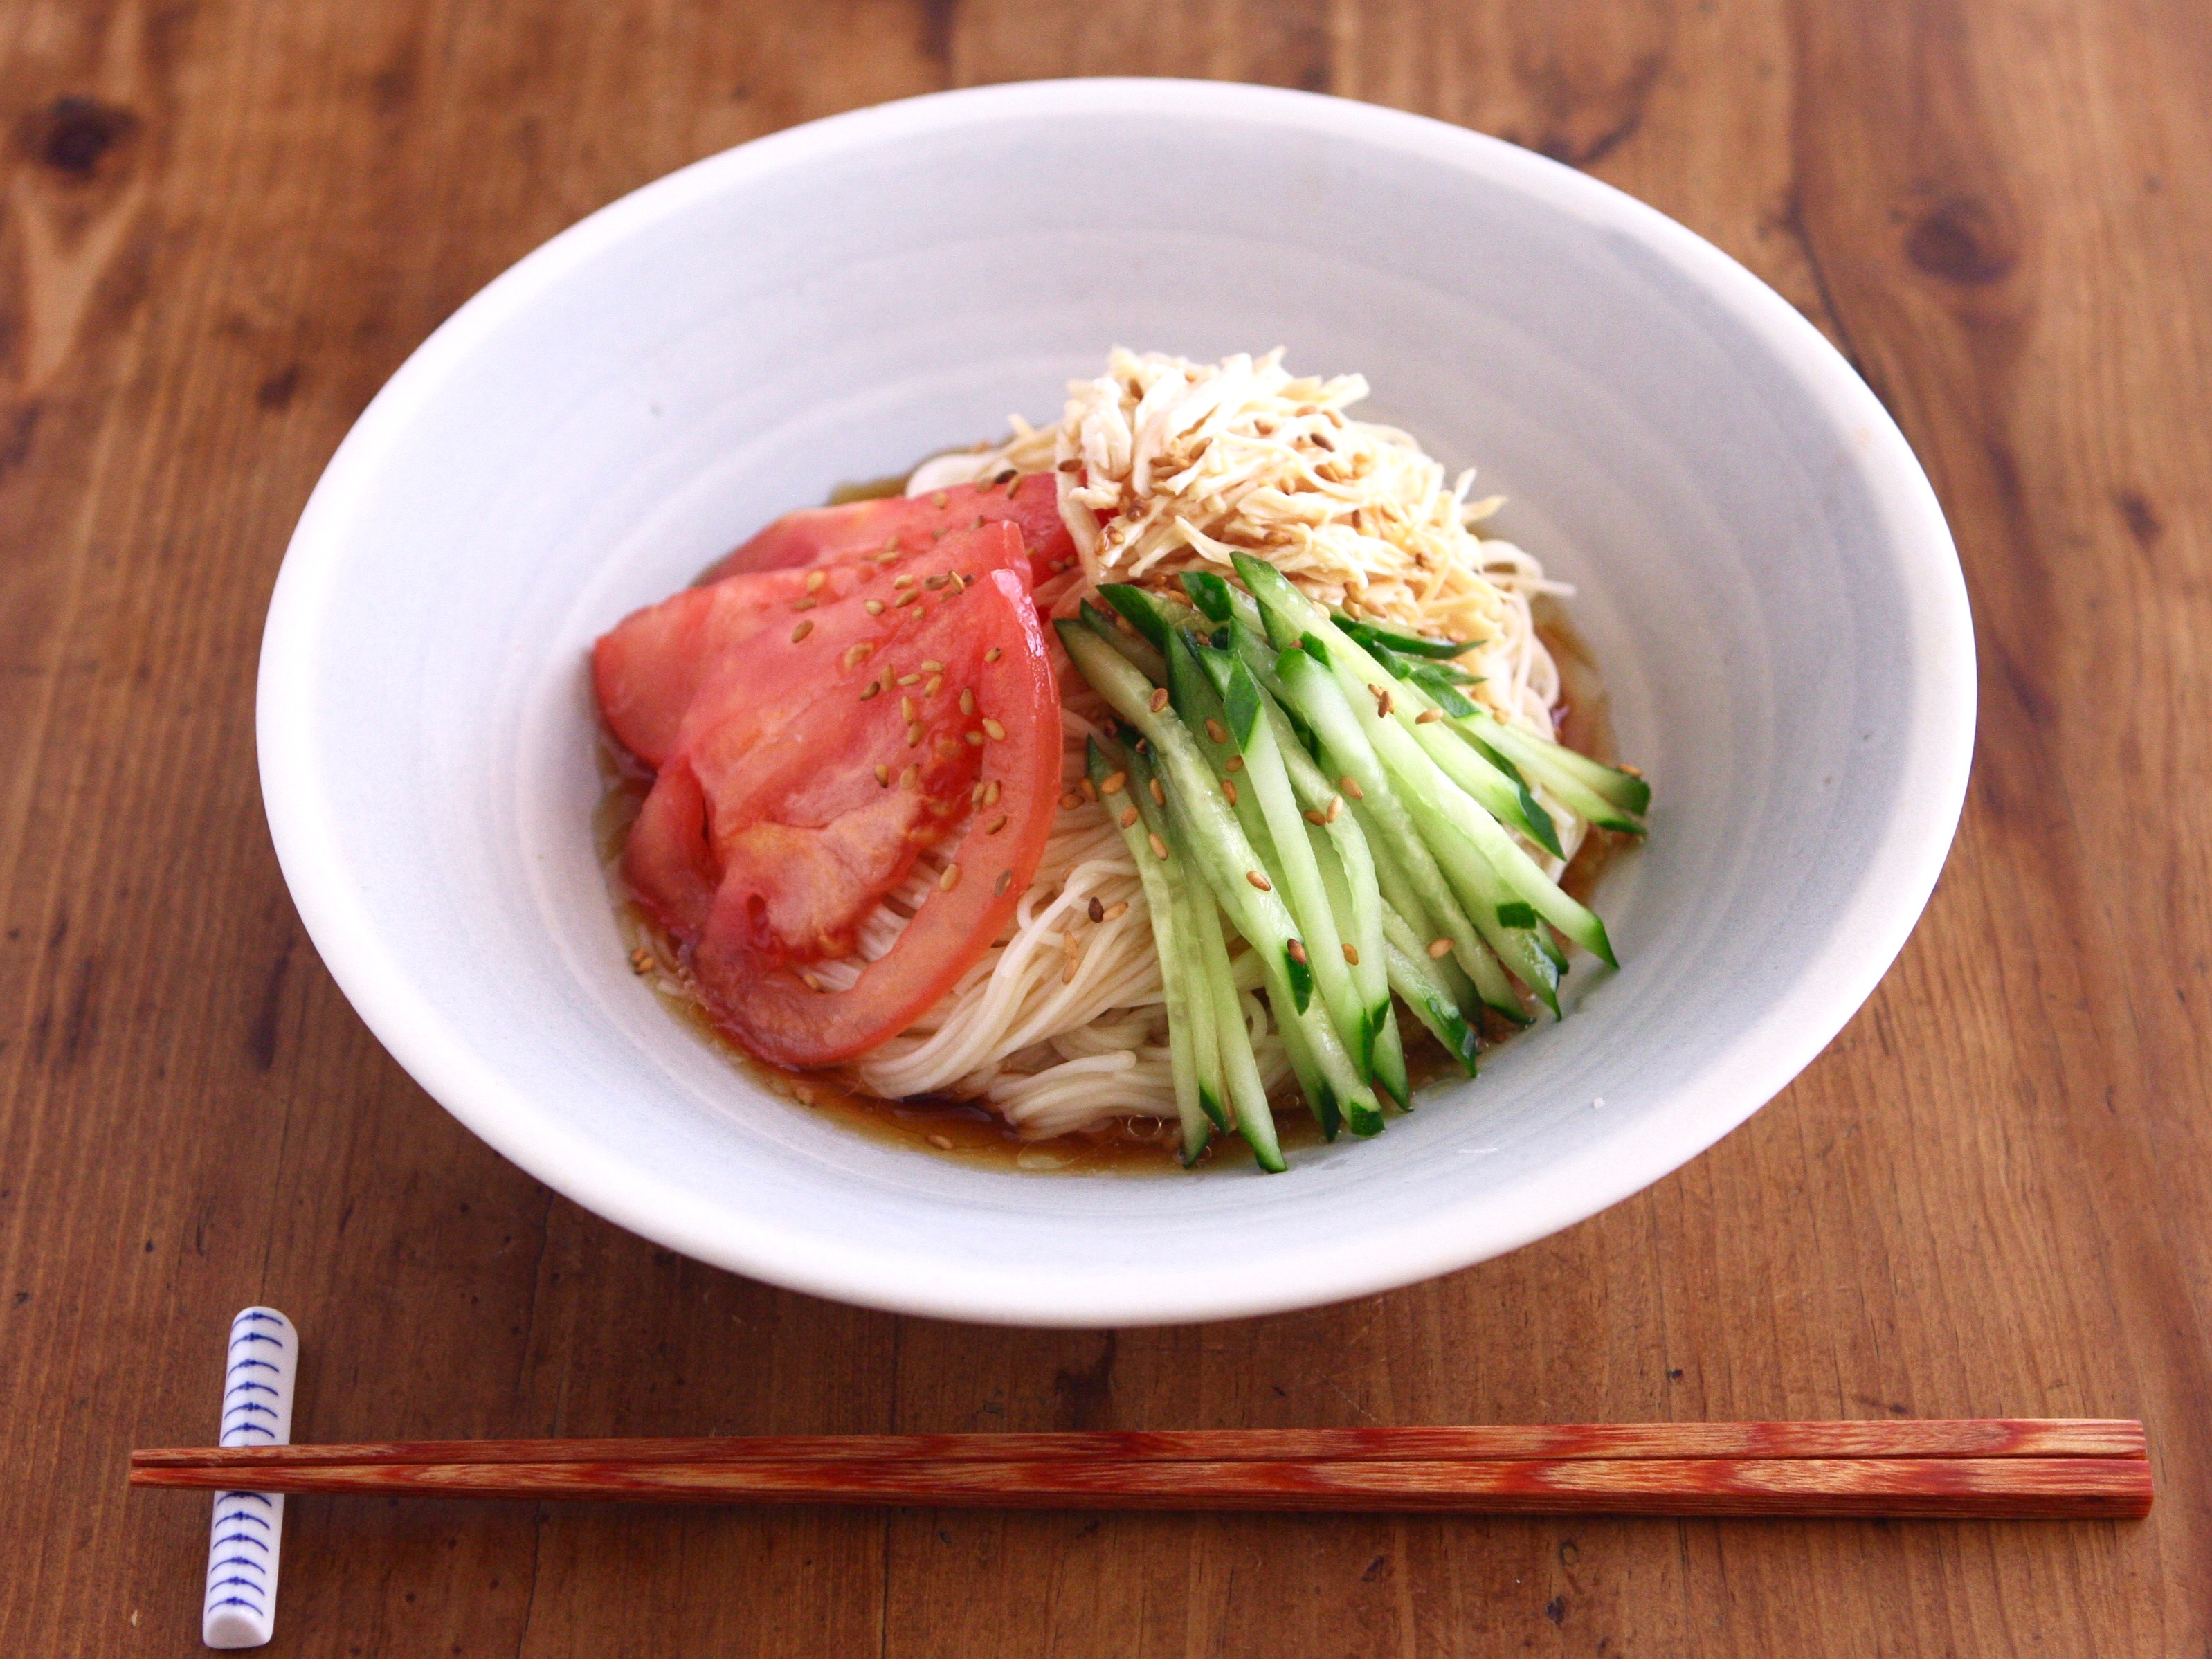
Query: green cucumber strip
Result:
<box><xmin>1179</xmin><ymin>570</ymin><xmax>1238</xmax><ymax>622</ymax></box>
<box><xmin>1089</xmin><ymin>737</ymin><xmax>1211</xmax><ymax>1163</ymax></box>
<box><xmin>1058</xmin><ymin>617</ymin><xmax>1379</xmax><ymax>1134</ymax></box>
<box><xmin>1402</xmin><ymin>788</ymin><xmax>1563</xmax><ymax>1013</ymax></box>
<box><xmin>1273</xmin><ymin>644</ymin><xmax>1527</xmax><ymax>1021</ymax></box>
<box><xmin>1335</xmin><ymin>613</ymin><xmax>1482</xmax><ymax>660</ymax></box>
<box><xmin>1186</xmin><ymin>884</ymin><xmax>1287</xmax><ymax>1171</ymax></box>
<box><xmin>1096</xmin><ymin>583</ymin><xmax>1189</xmax><ymax>653</ymax></box>
<box><xmin>1379</xmin><ymin>893</ymin><xmax>1518</xmax><ymax>1030</ymax></box>
<box><xmin>1496</xmin><ymin>901</ymin><xmax>1539</xmax><ymax>930</ymax></box>
<box><xmin>1080</xmin><ymin>599</ymin><xmax>1168</xmax><ymax>685</ymax></box>
<box><xmin>1456</xmin><ymin>709</ymin><xmax>1648</xmax><ymax>832</ymax></box>
<box><xmin>1236</xmin><ymin>554</ymin><xmax>1561</xmax><ymax>857</ymax></box>
<box><xmin>1382</xmin><ymin>939</ymin><xmax>1482</xmax><ymax>1075</ymax></box>
<box><xmin>1460</xmin><ymin>704</ymin><xmax>1651</xmax><ymax>817</ymax></box>
<box><xmin>1312</xmin><ymin>822</ymin><xmax>1406</xmax><ymax>1107</ymax></box>
<box><xmin>1209</xmin><ymin>648</ymin><xmax>1372</xmax><ymax>1079</ymax></box>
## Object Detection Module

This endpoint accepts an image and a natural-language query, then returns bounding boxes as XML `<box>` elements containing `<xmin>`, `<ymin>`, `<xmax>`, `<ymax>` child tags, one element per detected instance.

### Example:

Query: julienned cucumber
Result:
<box><xmin>1057</xmin><ymin>617</ymin><xmax>1381</xmax><ymax>1140</ymax></box>
<box><xmin>1109</xmin><ymin>738</ymin><xmax>1287</xmax><ymax>1171</ymax></box>
<box><xmin>1088</xmin><ymin>737</ymin><xmax>1211</xmax><ymax>1163</ymax></box>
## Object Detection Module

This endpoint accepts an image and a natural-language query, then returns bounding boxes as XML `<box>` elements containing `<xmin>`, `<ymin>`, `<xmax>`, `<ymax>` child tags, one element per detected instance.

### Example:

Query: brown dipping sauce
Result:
<box><xmin>596</xmin><ymin>555</ymin><xmax>1631</xmax><ymax>1173</ymax></box>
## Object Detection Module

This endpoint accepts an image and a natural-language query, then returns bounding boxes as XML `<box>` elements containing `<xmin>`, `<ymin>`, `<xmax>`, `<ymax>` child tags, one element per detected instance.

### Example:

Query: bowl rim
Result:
<box><xmin>258</xmin><ymin>78</ymin><xmax>1976</xmax><ymax>1327</ymax></box>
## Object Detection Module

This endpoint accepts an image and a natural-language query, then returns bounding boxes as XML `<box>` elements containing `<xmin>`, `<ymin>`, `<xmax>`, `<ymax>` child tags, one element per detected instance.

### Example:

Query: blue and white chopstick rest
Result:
<box><xmin>201</xmin><ymin>1307</ymin><xmax>298</xmax><ymax>1649</ymax></box>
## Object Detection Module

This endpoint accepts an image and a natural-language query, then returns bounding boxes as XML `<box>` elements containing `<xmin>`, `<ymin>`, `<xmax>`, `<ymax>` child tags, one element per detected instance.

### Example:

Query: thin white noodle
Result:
<box><xmin>837</xmin><ymin>350</ymin><xmax>1593</xmax><ymax>1134</ymax></box>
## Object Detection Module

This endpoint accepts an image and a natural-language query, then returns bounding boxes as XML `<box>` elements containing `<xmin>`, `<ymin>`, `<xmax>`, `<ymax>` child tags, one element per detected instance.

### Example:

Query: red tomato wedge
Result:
<box><xmin>705</xmin><ymin>474</ymin><xmax>1077</xmax><ymax>588</ymax></box>
<box><xmin>595</xmin><ymin>523</ymin><xmax>1030</xmax><ymax>768</ymax></box>
<box><xmin>618</xmin><ymin>560</ymin><xmax>1062</xmax><ymax>1068</ymax></box>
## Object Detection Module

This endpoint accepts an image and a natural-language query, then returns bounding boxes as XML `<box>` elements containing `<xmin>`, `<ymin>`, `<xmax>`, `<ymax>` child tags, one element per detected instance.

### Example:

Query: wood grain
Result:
<box><xmin>3</xmin><ymin>0</ymin><xmax>2209</xmax><ymax>1653</ymax></box>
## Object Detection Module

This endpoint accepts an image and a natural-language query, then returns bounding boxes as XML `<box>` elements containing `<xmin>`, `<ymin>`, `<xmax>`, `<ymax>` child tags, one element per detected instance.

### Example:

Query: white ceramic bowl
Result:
<box><xmin>259</xmin><ymin>80</ymin><xmax>1973</xmax><ymax>1327</ymax></box>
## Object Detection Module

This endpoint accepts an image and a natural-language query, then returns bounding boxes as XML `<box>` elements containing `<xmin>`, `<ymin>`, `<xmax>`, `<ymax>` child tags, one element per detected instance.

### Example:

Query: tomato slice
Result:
<box><xmin>705</xmin><ymin>475</ymin><xmax>1076</xmax><ymax>588</ymax></box>
<box><xmin>595</xmin><ymin>523</ymin><xmax>1030</xmax><ymax>768</ymax></box>
<box><xmin>621</xmin><ymin>562</ymin><xmax>1062</xmax><ymax>1067</ymax></box>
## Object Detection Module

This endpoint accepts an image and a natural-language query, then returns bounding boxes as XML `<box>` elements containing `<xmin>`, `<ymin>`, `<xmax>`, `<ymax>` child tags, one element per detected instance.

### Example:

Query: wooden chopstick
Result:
<box><xmin>129</xmin><ymin>1420</ymin><xmax>2150</xmax><ymax>1519</ymax></box>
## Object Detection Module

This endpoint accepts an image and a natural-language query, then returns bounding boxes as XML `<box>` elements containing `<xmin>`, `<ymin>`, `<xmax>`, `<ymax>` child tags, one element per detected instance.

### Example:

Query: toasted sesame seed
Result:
<box><xmin>1415</xmin><ymin>708</ymin><xmax>1442</xmax><ymax>725</ymax></box>
<box><xmin>924</xmin><ymin>573</ymin><xmax>948</xmax><ymax>591</ymax></box>
<box><xmin>984</xmin><ymin>780</ymin><xmax>1001</xmax><ymax>806</ymax></box>
<box><xmin>959</xmin><ymin>688</ymin><xmax>976</xmax><ymax>715</ymax></box>
<box><xmin>864</xmin><ymin>599</ymin><xmax>885</xmax><ymax>615</ymax></box>
<box><xmin>1226</xmin><ymin>754</ymin><xmax>1244</xmax><ymax>772</ymax></box>
<box><xmin>1205</xmin><ymin>718</ymin><xmax>1229</xmax><ymax>745</ymax></box>
<box><xmin>984</xmin><ymin>646</ymin><xmax>1002</xmax><ymax>662</ymax></box>
<box><xmin>1222</xmin><ymin>779</ymin><xmax>1239</xmax><ymax>805</ymax></box>
<box><xmin>1287</xmin><ymin>938</ymin><xmax>1307</xmax><ymax>965</ymax></box>
<box><xmin>1327</xmin><ymin>795</ymin><xmax>1344</xmax><ymax>822</ymax></box>
<box><xmin>1103</xmin><ymin>901</ymin><xmax>1128</xmax><ymax>922</ymax></box>
<box><xmin>801</xmin><ymin>972</ymin><xmax>826</xmax><ymax>992</ymax></box>
<box><xmin>1341</xmin><ymin>777</ymin><xmax>1365</xmax><ymax>801</ymax></box>
<box><xmin>1428</xmin><ymin>938</ymin><xmax>1453</xmax><ymax>959</ymax></box>
<box><xmin>1088</xmin><ymin>897</ymin><xmax>1105</xmax><ymax>923</ymax></box>
<box><xmin>859</xmin><ymin>682</ymin><xmax>881</xmax><ymax>701</ymax></box>
<box><xmin>1342</xmin><ymin>943</ymin><xmax>1360</xmax><ymax>966</ymax></box>
<box><xmin>1148</xmin><ymin>833</ymin><xmax>1169</xmax><ymax>860</ymax></box>
<box><xmin>629</xmin><ymin>946</ymin><xmax>653</xmax><ymax>974</ymax></box>
<box><xmin>1100</xmin><ymin>771</ymin><xmax>1127</xmax><ymax>796</ymax></box>
<box><xmin>1148</xmin><ymin>687</ymin><xmax>1169</xmax><ymax>713</ymax></box>
<box><xmin>1119</xmin><ymin>806</ymin><xmax>1139</xmax><ymax>828</ymax></box>
<box><xmin>790</xmin><ymin>619</ymin><xmax>813</xmax><ymax>642</ymax></box>
<box><xmin>982</xmin><ymin>718</ymin><xmax>1006</xmax><ymax>741</ymax></box>
<box><xmin>1006</xmin><ymin>473</ymin><xmax>1023</xmax><ymax>498</ymax></box>
<box><xmin>1150</xmin><ymin>777</ymin><xmax>1166</xmax><ymax>806</ymax></box>
<box><xmin>1367</xmin><ymin>683</ymin><xmax>1393</xmax><ymax>716</ymax></box>
<box><xmin>993</xmin><ymin>469</ymin><xmax>1017</xmax><ymax>486</ymax></box>
<box><xmin>805</xmin><ymin>570</ymin><xmax>826</xmax><ymax>592</ymax></box>
<box><xmin>900</xmin><ymin>696</ymin><xmax>918</xmax><ymax>721</ymax></box>
<box><xmin>918</xmin><ymin>658</ymin><xmax>944</xmax><ymax>673</ymax></box>
<box><xmin>875</xmin><ymin>764</ymin><xmax>891</xmax><ymax>786</ymax></box>
<box><xmin>844</xmin><ymin>642</ymin><xmax>875</xmax><ymax>668</ymax></box>
<box><xmin>939</xmin><ymin>863</ymin><xmax>961</xmax><ymax>891</ymax></box>
<box><xmin>1246</xmin><ymin>870</ymin><xmax>1272</xmax><ymax>891</ymax></box>
<box><xmin>1060</xmin><ymin>791</ymin><xmax>1083</xmax><ymax>810</ymax></box>
<box><xmin>971</xmin><ymin>782</ymin><xmax>986</xmax><ymax>805</ymax></box>
<box><xmin>925</xmin><ymin>674</ymin><xmax>944</xmax><ymax>697</ymax></box>
<box><xmin>927</xmin><ymin>1133</ymin><xmax>954</xmax><ymax>1150</ymax></box>
<box><xmin>932</xmin><ymin>491</ymin><xmax>948</xmax><ymax>508</ymax></box>
<box><xmin>985</xmin><ymin>814</ymin><xmax>1008</xmax><ymax>835</ymax></box>
<box><xmin>900</xmin><ymin>764</ymin><xmax>920</xmax><ymax>790</ymax></box>
<box><xmin>995</xmin><ymin>869</ymin><xmax>1013</xmax><ymax>896</ymax></box>
<box><xmin>1056</xmin><ymin>457</ymin><xmax>1082</xmax><ymax>473</ymax></box>
<box><xmin>1303</xmin><ymin>808</ymin><xmax>1325</xmax><ymax>825</ymax></box>
<box><xmin>792</xmin><ymin>597</ymin><xmax>817</xmax><ymax>611</ymax></box>
<box><xmin>895</xmin><ymin>589</ymin><xmax>921</xmax><ymax>607</ymax></box>
<box><xmin>907</xmin><ymin>722</ymin><xmax>924</xmax><ymax>747</ymax></box>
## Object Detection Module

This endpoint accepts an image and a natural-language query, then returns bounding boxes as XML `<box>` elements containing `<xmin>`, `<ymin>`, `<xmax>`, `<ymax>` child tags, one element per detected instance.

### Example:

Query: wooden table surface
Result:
<box><xmin>5</xmin><ymin>1</ymin><xmax>2208</xmax><ymax>1653</ymax></box>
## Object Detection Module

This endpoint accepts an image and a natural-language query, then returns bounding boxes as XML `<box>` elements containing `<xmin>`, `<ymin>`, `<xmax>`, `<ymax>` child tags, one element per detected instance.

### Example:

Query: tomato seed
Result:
<box><xmin>984</xmin><ymin>646</ymin><xmax>1002</xmax><ymax>662</ymax></box>
<box><xmin>995</xmin><ymin>870</ymin><xmax>1013</xmax><ymax>896</ymax></box>
<box><xmin>900</xmin><ymin>764</ymin><xmax>920</xmax><ymax>790</ymax></box>
<box><xmin>875</xmin><ymin>765</ymin><xmax>891</xmax><ymax>786</ymax></box>
<box><xmin>895</xmin><ymin>589</ymin><xmax>919</xmax><ymax>606</ymax></box>
<box><xmin>920</xmin><ymin>659</ymin><xmax>944</xmax><ymax>673</ymax></box>
<box><xmin>966</xmin><ymin>731</ymin><xmax>983</xmax><ymax>747</ymax></box>
<box><xmin>900</xmin><ymin>696</ymin><xmax>918</xmax><ymax>721</ymax></box>
<box><xmin>859</xmin><ymin>682</ymin><xmax>880</xmax><ymax>700</ymax></box>
<box><xmin>844</xmin><ymin>643</ymin><xmax>874</xmax><ymax>667</ymax></box>
<box><xmin>805</xmin><ymin>570</ymin><xmax>826</xmax><ymax>592</ymax></box>
<box><xmin>924</xmin><ymin>574</ymin><xmax>948</xmax><ymax>590</ymax></box>
<box><xmin>790</xmin><ymin>620</ymin><xmax>813</xmax><ymax>642</ymax></box>
<box><xmin>959</xmin><ymin>689</ymin><xmax>976</xmax><ymax>716</ymax></box>
<box><xmin>986</xmin><ymin>815</ymin><xmax>1008</xmax><ymax>835</ymax></box>
<box><xmin>981</xmin><ymin>718</ymin><xmax>1005</xmax><ymax>741</ymax></box>
<box><xmin>906</xmin><ymin>723</ymin><xmax>923</xmax><ymax>747</ymax></box>
<box><xmin>864</xmin><ymin>599</ymin><xmax>885</xmax><ymax>615</ymax></box>
<box><xmin>983</xmin><ymin>780</ymin><xmax>1001</xmax><ymax>806</ymax></box>
<box><xmin>939</xmin><ymin>864</ymin><xmax>961</xmax><ymax>891</ymax></box>
<box><xmin>792</xmin><ymin>597</ymin><xmax>817</xmax><ymax>611</ymax></box>
<box><xmin>925</xmin><ymin>675</ymin><xmax>944</xmax><ymax>697</ymax></box>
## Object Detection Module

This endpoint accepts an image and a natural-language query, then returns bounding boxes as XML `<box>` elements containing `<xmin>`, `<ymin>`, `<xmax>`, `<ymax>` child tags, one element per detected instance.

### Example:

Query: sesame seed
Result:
<box><xmin>1341</xmin><ymin>943</ymin><xmax>1360</xmax><ymax>966</ymax></box>
<box><xmin>1415</xmin><ymin>708</ymin><xmax>1442</xmax><ymax>725</ymax></box>
<box><xmin>932</xmin><ymin>491</ymin><xmax>948</xmax><ymax>508</ymax></box>
<box><xmin>1341</xmin><ymin>777</ymin><xmax>1364</xmax><ymax>801</ymax></box>
<box><xmin>985</xmin><ymin>646</ymin><xmax>1002</xmax><ymax>662</ymax></box>
<box><xmin>1150</xmin><ymin>777</ymin><xmax>1165</xmax><ymax>805</ymax></box>
<box><xmin>1287</xmin><ymin>938</ymin><xmax>1307</xmax><ymax>966</ymax></box>
<box><xmin>1327</xmin><ymin>795</ymin><xmax>1344</xmax><ymax>822</ymax></box>
<box><xmin>924</xmin><ymin>574</ymin><xmax>948</xmax><ymax>590</ymax></box>
<box><xmin>790</xmin><ymin>620</ymin><xmax>813</xmax><ymax>642</ymax></box>
<box><xmin>895</xmin><ymin>589</ymin><xmax>920</xmax><ymax>606</ymax></box>
<box><xmin>920</xmin><ymin>658</ymin><xmax>945</xmax><ymax>673</ymax></box>
<box><xmin>864</xmin><ymin>599</ymin><xmax>885</xmax><ymax>615</ymax></box>
<box><xmin>1367</xmin><ymin>683</ymin><xmax>1393</xmax><ymax>716</ymax></box>
<box><xmin>1246</xmin><ymin>870</ymin><xmax>1272</xmax><ymax>891</ymax></box>
<box><xmin>927</xmin><ymin>1133</ymin><xmax>954</xmax><ymax>1150</ymax></box>
<box><xmin>1303</xmin><ymin>808</ymin><xmax>1325</xmax><ymax>825</ymax></box>
<box><xmin>900</xmin><ymin>764</ymin><xmax>920</xmax><ymax>790</ymax></box>
<box><xmin>805</xmin><ymin>570</ymin><xmax>826</xmax><ymax>592</ymax></box>
<box><xmin>925</xmin><ymin>675</ymin><xmax>944</xmax><ymax>697</ymax></box>
<box><xmin>1060</xmin><ymin>791</ymin><xmax>1083</xmax><ymax>810</ymax></box>
<box><xmin>1103</xmin><ymin>901</ymin><xmax>1128</xmax><ymax>922</ymax></box>
<box><xmin>1428</xmin><ymin>938</ymin><xmax>1453</xmax><ymax>959</ymax></box>
<box><xmin>900</xmin><ymin>696</ymin><xmax>918</xmax><ymax>721</ymax></box>
<box><xmin>936</xmin><ymin>738</ymin><xmax>962</xmax><ymax>759</ymax></box>
<box><xmin>982</xmin><ymin>718</ymin><xmax>1006</xmax><ymax>741</ymax></box>
<box><xmin>801</xmin><ymin>972</ymin><xmax>826</xmax><ymax>992</ymax></box>
<box><xmin>1088</xmin><ymin>897</ymin><xmax>1105</xmax><ymax>923</ymax></box>
<box><xmin>860</xmin><ymin>682</ymin><xmax>881</xmax><ymax>701</ymax></box>
<box><xmin>1056</xmin><ymin>457</ymin><xmax>1082</xmax><ymax>473</ymax></box>
<box><xmin>993</xmin><ymin>469</ymin><xmax>1017</xmax><ymax>486</ymax></box>
<box><xmin>1118</xmin><ymin>806</ymin><xmax>1139</xmax><ymax>828</ymax></box>
<box><xmin>1006</xmin><ymin>473</ymin><xmax>1023</xmax><ymax>498</ymax></box>
<box><xmin>939</xmin><ymin>864</ymin><xmax>961</xmax><ymax>891</ymax></box>
<box><xmin>1222</xmin><ymin>779</ymin><xmax>1239</xmax><ymax>805</ymax></box>
<box><xmin>907</xmin><ymin>722</ymin><xmax>924</xmax><ymax>747</ymax></box>
<box><xmin>984</xmin><ymin>780</ymin><xmax>1001</xmax><ymax>806</ymax></box>
<box><xmin>1226</xmin><ymin>754</ymin><xmax>1244</xmax><ymax>772</ymax></box>
<box><xmin>792</xmin><ymin>597</ymin><xmax>817</xmax><ymax>611</ymax></box>
<box><xmin>1148</xmin><ymin>687</ymin><xmax>1169</xmax><ymax>713</ymax></box>
<box><xmin>1148</xmin><ymin>833</ymin><xmax>1169</xmax><ymax>860</ymax></box>
<box><xmin>995</xmin><ymin>869</ymin><xmax>1013</xmax><ymax>896</ymax></box>
<box><xmin>1100</xmin><ymin>771</ymin><xmax>1127</xmax><ymax>796</ymax></box>
<box><xmin>985</xmin><ymin>814</ymin><xmax>1008</xmax><ymax>835</ymax></box>
<box><xmin>1205</xmin><ymin>718</ymin><xmax>1229</xmax><ymax>745</ymax></box>
<box><xmin>960</xmin><ymin>688</ymin><xmax>976</xmax><ymax>715</ymax></box>
<box><xmin>875</xmin><ymin>764</ymin><xmax>891</xmax><ymax>786</ymax></box>
<box><xmin>629</xmin><ymin>947</ymin><xmax>653</xmax><ymax>974</ymax></box>
<box><xmin>971</xmin><ymin>783</ymin><xmax>986</xmax><ymax>805</ymax></box>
